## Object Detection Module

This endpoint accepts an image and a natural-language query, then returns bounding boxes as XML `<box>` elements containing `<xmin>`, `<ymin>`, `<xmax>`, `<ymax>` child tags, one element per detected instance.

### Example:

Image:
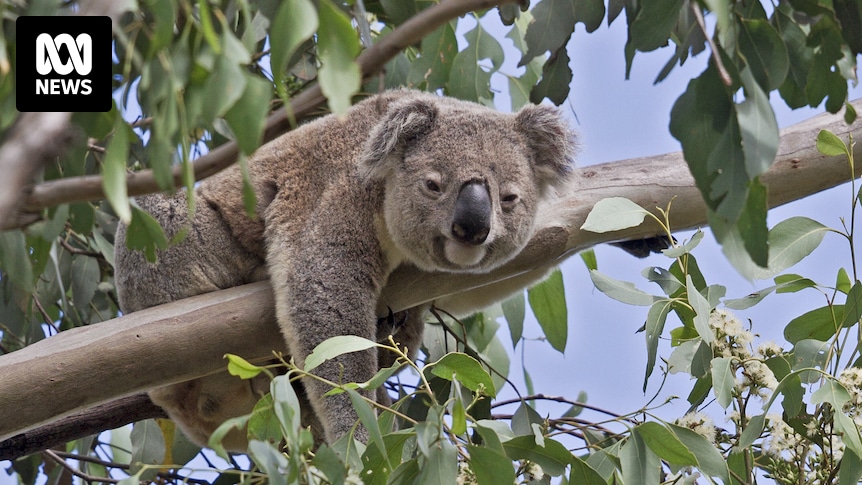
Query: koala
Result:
<box><xmin>114</xmin><ymin>89</ymin><xmax>576</xmax><ymax>449</ymax></box>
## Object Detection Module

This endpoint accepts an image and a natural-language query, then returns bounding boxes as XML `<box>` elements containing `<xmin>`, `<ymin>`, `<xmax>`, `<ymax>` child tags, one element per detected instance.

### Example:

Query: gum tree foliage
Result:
<box><xmin>0</xmin><ymin>0</ymin><xmax>859</xmax><ymax>483</ymax></box>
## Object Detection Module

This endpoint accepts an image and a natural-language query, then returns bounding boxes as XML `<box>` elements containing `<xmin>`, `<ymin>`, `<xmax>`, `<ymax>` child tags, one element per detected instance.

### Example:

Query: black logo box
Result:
<box><xmin>16</xmin><ymin>16</ymin><xmax>112</xmax><ymax>112</ymax></box>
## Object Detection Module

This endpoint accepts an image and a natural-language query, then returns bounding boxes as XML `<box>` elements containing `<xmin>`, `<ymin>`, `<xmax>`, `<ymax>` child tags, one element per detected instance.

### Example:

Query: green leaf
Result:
<box><xmin>129</xmin><ymin>420</ymin><xmax>166</xmax><ymax>480</ymax></box>
<box><xmin>270</xmin><ymin>0</ymin><xmax>318</xmax><ymax>99</ymax></box>
<box><xmin>724</xmin><ymin>274</ymin><xmax>816</xmax><ymax>310</ymax></box>
<box><xmin>668</xmin><ymin>424</ymin><xmax>731</xmax><ymax>482</ymax></box>
<box><xmin>360</xmin><ymin>432</ymin><xmax>413</xmax><ymax>485</ymax></box>
<box><xmin>737</xmin><ymin>180</ymin><xmax>770</xmax><ymax>268</ymax></box>
<box><xmin>247</xmin><ymin>394</ymin><xmax>282</xmax><ymax>445</ymax></box>
<box><xmin>304</xmin><ymin>335</ymin><xmax>378</xmax><ymax>372</ymax></box>
<box><xmin>428</xmin><ymin>352</ymin><xmax>496</xmax><ymax>397</ymax></box>
<box><xmin>835</xmin><ymin>410</ymin><xmax>862</xmax><ymax>458</ymax></box>
<box><xmin>812</xmin><ymin>377</ymin><xmax>852</xmax><ymax>407</ymax></box>
<box><xmin>196</xmin><ymin>0</ymin><xmax>221</xmax><ymax>54</ymax></box>
<box><xmin>643</xmin><ymin>299</ymin><xmax>672</xmax><ymax>391</ymax></box>
<box><xmin>816</xmin><ymin>129</ymin><xmax>851</xmax><ymax>158</ymax></box>
<box><xmin>529</xmin><ymin>44</ymin><xmax>572</xmax><ymax>105</ymax></box>
<box><xmin>643</xmin><ymin>267</ymin><xmax>684</xmax><ymax>295</ymax></box>
<box><xmin>248</xmin><ymin>440</ymin><xmax>288</xmax><ymax>485</ymax></box>
<box><xmin>687</xmin><ymin>275</ymin><xmax>714</xmax><ymax>345</ymax></box>
<box><xmin>838</xmin><ymin>267</ymin><xmax>853</xmax><ymax>294</ymax></box>
<box><xmin>208</xmin><ymin>414</ymin><xmax>250</xmax><ymax>460</ymax></box>
<box><xmin>467</xmin><ymin>445</ymin><xmax>516</xmax><ymax>485</ymax></box>
<box><xmin>736</xmin><ymin>413</ymin><xmax>766</xmax><ymax>451</ymax></box>
<box><xmin>103</xmin><ymin>119</ymin><xmax>132</xmax><ymax>224</ymax></box>
<box><xmin>0</xmin><ymin>230</ymin><xmax>34</xmax><ymax>290</ymax></box>
<box><xmin>125</xmin><ymin>206</ymin><xmax>168</xmax><ymax>264</ymax></box>
<box><xmin>521</xmin><ymin>0</ymin><xmax>604</xmax><ymax>65</ymax></box>
<box><xmin>581</xmin><ymin>197</ymin><xmax>651</xmax><ymax>233</ymax></box>
<box><xmin>415</xmin><ymin>437</ymin><xmax>458</xmax><ymax>485</ymax></box>
<box><xmin>791</xmin><ymin>339</ymin><xmax>831</xmax><ymax>383</ymax></box>
<box><xmin>201</xmin><ymin>55</ymin><xmax>247</xmax><ymax>123</ymax></box>
<box><xmin>406</xmin><ymin>21</ymin><xmax>457</xmax><ymax>91</ymax></box>
<box><xmin>527</xmin><ymin>269</ymin><xmax>568</xmax><ymax>352</ymax></box>
<box><xmin>448</xmin><ymin>21</ymin><xmax>504</xmax><ymax>103</ymax></box>
<box><xmin>224</xmin><ymin>73</ymin><xmax>272</xmax><ymax>155</ymax></box>
<box><xmin>579</xmin><ymin>248</ymin><xmax>597</xmax><ymax>271</ymax></box>
<box><xmin>225</xmin><ymin>353</ymin><xmax>264</xmax><ymax>379</ymax></box>
<box><xmin>271</xmin><ymin>374</ymin><xmax>301</xmax><ymax>444</ymax></box>
<box><xmin>312</xmin><ymin>444</ymin><xmax>347</xmax><ymax>485</ymax></box>
<box><xmin>842</xmin><ymin>281</ymin><xmax>862</xmax><ymax>328</ymax></box>
<box><xmin>785</xmin><ymin>305</ymin><xmax>845</xmax><ymax>343</ymax></box>
<box><xmin>569</xmin><ymin>455</ymin><xmax>607</xmax><ymax>485</ymax></box>
<box><xmin>839</xmin><ymin>449</ymin><xmax>862</xmax><ymax>484</ymax></box>
<box><xmin>317</xmin><ymin>0</ymin><xmax>361</xmax><ymax>116</ymax></box>
<box><xmin>711</xmin><ymin>357</ymin><xmax>735</xmax><ymax>409</ymax></box>
<box><xmin>619</xmin><ymin>430</ymin><xmax>660</xmax><ymax>485</ymax></box>
<box><xmin>512</xmin><ymin>401</ymin><xmax>543</xmax><ymax>437</ymax></box>
<box><xmin>738</xmin><ymin>19</ymin><xmax>789</xmax><ymax>91</ymax></box>
<box><xmin>635</xmin><ymin>422</ymin><xmax>697</xmax><ymax>466</ymax></box>
<box><xmin>346</xmin><ymin>387</ymin><xmax>388</xmax><ymax>465</ymax></box>
<box><xmin>661</xmin><ymin>229</ymin><xmax>704</xmax><ymax>258</ymax></box>
<box><xmin>738</xmin><ymin>67</ymin><xmax>780</xmax><ymax>177</ymax></box>
<box><xmin>629</xmin><ymin>0</ymin><xmax>685</xmax><ymax>52</ymax></box>
<box><xmin>502</xmin><ymin>292</ymin><xmax>525</xmax><ymax>347</ymax></box>
<box><xmin>590</xmin><ymin>270</ymin><xmax>656</xmax><ymax>306</ymax></box>
<box><xmin>503</xmin><ymin>435</ymin><xmax>573</xmax><ymax>477</ymax></box>
<box><xmin>70</xmin><ymin>255</ymin><xmax>99</xmax><ymax>313</ymax></box>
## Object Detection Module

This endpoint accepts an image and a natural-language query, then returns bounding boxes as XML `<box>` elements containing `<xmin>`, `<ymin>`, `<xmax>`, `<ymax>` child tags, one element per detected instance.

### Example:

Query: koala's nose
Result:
<box><xmin>451</xmin><ymin>181</ymin><xmax>491</xmax><ymax>245</ymax></box>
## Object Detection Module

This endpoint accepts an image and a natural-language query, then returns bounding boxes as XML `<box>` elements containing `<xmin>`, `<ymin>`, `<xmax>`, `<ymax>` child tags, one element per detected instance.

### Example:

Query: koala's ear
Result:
<box><xmin>360</xmin><ymin>98</ymin><xmax>439</xmax><ymax>180</ymax></box>
<box><xmin>514</xmin><ymin>104</ymin><xmax>577</xmax><ymax>187</ymax></box>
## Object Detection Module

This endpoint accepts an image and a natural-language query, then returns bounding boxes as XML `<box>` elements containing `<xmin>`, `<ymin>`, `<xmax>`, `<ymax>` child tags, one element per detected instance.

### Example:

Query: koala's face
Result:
<box><xmin>381</xmin><ymin>133</ymin><xmax>541</xmax><ymax>273</ymax></box>
<box><xmin>362</xmin><ymin>93</ymin><xmax>576</xmax><ymax>274</ymax></box>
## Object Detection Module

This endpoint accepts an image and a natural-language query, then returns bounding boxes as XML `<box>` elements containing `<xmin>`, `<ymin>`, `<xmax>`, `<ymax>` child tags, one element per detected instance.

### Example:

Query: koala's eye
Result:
<box><xmin>501</xmin><ymin>193</ymin><xmax>519</xmax><ymax>206</ymax></box>
<box><xmin>425</xmin><ymin>179</ymin><xmax>442</xmax><ymax>193</ymax></box>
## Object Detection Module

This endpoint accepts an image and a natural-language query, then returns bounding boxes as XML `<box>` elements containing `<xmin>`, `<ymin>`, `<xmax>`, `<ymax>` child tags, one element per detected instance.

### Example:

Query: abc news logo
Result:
<box><xmin>16</xmin><ymin>16</ymin><xmax>111</xmax><ymax>112</ymax></box>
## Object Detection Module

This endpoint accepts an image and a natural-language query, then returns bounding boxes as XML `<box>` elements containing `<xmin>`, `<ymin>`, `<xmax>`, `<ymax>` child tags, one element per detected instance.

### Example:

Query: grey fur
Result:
<box><xmin>114</xmin><ymin>90</ymin><xmax>576</xmax><ymax>449</ymax></box>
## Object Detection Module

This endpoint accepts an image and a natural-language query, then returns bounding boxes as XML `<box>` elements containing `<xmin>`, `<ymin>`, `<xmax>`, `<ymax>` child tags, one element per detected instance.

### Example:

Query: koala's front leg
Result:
<box><xmin>266</xmin><ymin>215</ymin><xmax>387</xmax><ymax>443</ymax></box>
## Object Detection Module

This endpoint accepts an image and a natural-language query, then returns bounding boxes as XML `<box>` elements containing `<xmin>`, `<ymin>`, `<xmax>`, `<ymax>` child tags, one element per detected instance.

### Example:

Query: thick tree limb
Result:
<box><xmin>3</xmin><ymin>0</ymin><xmax>518</xmax><ymax>229</ymax></box>
<box><xmin>0</xmin><ymin>101</ymin><xmax>859</xmax><ymax>455</ymax></box>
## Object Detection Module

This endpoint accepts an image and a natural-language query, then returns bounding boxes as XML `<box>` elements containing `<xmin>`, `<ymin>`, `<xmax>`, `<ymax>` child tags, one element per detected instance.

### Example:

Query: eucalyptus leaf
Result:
<box><xmin>711</xmin><ymin>357</ymin><xmax>735</xmax><ymax>409</ymax></box>
<box><xmin>448</xmin><ymin>21</ymin><xmax>503</xmax><ymax>103</ymax></box>
<box><xmin>467</xmin><ymin>445</ymin><xmax>516</xmax><ymax>485</ymax></box>
<box><xmin>502</xmin><ymin>292</ymin><xmax>525</xmax><ymax>347</ymax></box>
<box><xmin>317</xmin><ymin>0</ymin><xmax>361</xmax><ymax>116</ymax></box>
<box><xmin>428</xmin><ymin>352</ymin><xmax>496</xmax><ymax>397</ymax></box>
<box><xmin>502</xmin><ymin>435</ymin><xmax>573</xmax><ymax>477</ymax></box>
<box><xmin>581</xmin><ymin>197</ymin><xmax>651</xmax><ymax>233</ymax></box>
<box><xmin>527</xmin><ymin>269</ymin><xmax>568</xmax><ymax>352</ymax></box>
<box><xmin>590</xmin><ymin>270</ymin><xmax>657</xmax><ymax>306</ymax></box>
<box><xmin>304</xmin><ymin>335</ymin><xmax>378</xmax><ymax>372</ymax></box>
<box><xmin>635</xmin><ymin>422</ymin><xmax>697</xmax><ymax>466</ymax></box>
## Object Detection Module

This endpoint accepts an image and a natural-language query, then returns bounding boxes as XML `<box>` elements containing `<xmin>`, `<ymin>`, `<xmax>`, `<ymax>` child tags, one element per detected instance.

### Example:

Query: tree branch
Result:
<box><xmin>0</xmin><ymin>112</ymin><xmax>73</xmax><ymax>229</ymax></box>
<box><xmin>3</xmin><ymin>0</ymin><xmax>518</xmax><ymax>229</ymax></box>
<box><xmin>0</xmin><ymin>101</ymin><xmax>858</xmax><ymax>454</ymax></box>
<box><xmin>0</xmin><ymin>394</ymin><xmax>165</xmax><ymax>461</ymax></box>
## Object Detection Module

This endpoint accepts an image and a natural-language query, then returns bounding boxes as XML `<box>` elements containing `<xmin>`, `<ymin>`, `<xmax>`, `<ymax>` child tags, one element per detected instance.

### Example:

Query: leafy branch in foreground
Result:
<box><xmin>581</xmin><ymin>130</ymin><xmax>862</xmax><ymax>484</ymax></box>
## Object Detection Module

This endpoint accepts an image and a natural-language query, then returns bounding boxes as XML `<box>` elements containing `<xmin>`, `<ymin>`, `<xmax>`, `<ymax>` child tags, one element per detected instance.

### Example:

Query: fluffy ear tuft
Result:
<box><xmin>360</xmin><ymin>97</ymin><xmax>439</xmax><ymax>180</ymax></box>
<box><xmin>514</xmin><ymin>104</ymin><xmax>577</xmax><ymax>187</ymax></box>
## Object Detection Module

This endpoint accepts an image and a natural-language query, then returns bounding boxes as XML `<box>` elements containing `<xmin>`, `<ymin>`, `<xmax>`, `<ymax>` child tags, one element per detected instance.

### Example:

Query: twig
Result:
<box><xmin>691</xmin><ymin>1</ymin><xmax>732</xmax><ymax>86</ymax></box>
<box><xmin>52</xmin><ymin>450</ymin><xmax>131</xmax><ymax>470</ymax></box>
<box><xmin>43</xmin><ymin>449</ymin><xmax>120</xmax><ymax>484</ymax></box>
<box><xmin>491</xmin><ymin>393</ymin><xmax>631</xmax><ymax>421</ymax></box>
